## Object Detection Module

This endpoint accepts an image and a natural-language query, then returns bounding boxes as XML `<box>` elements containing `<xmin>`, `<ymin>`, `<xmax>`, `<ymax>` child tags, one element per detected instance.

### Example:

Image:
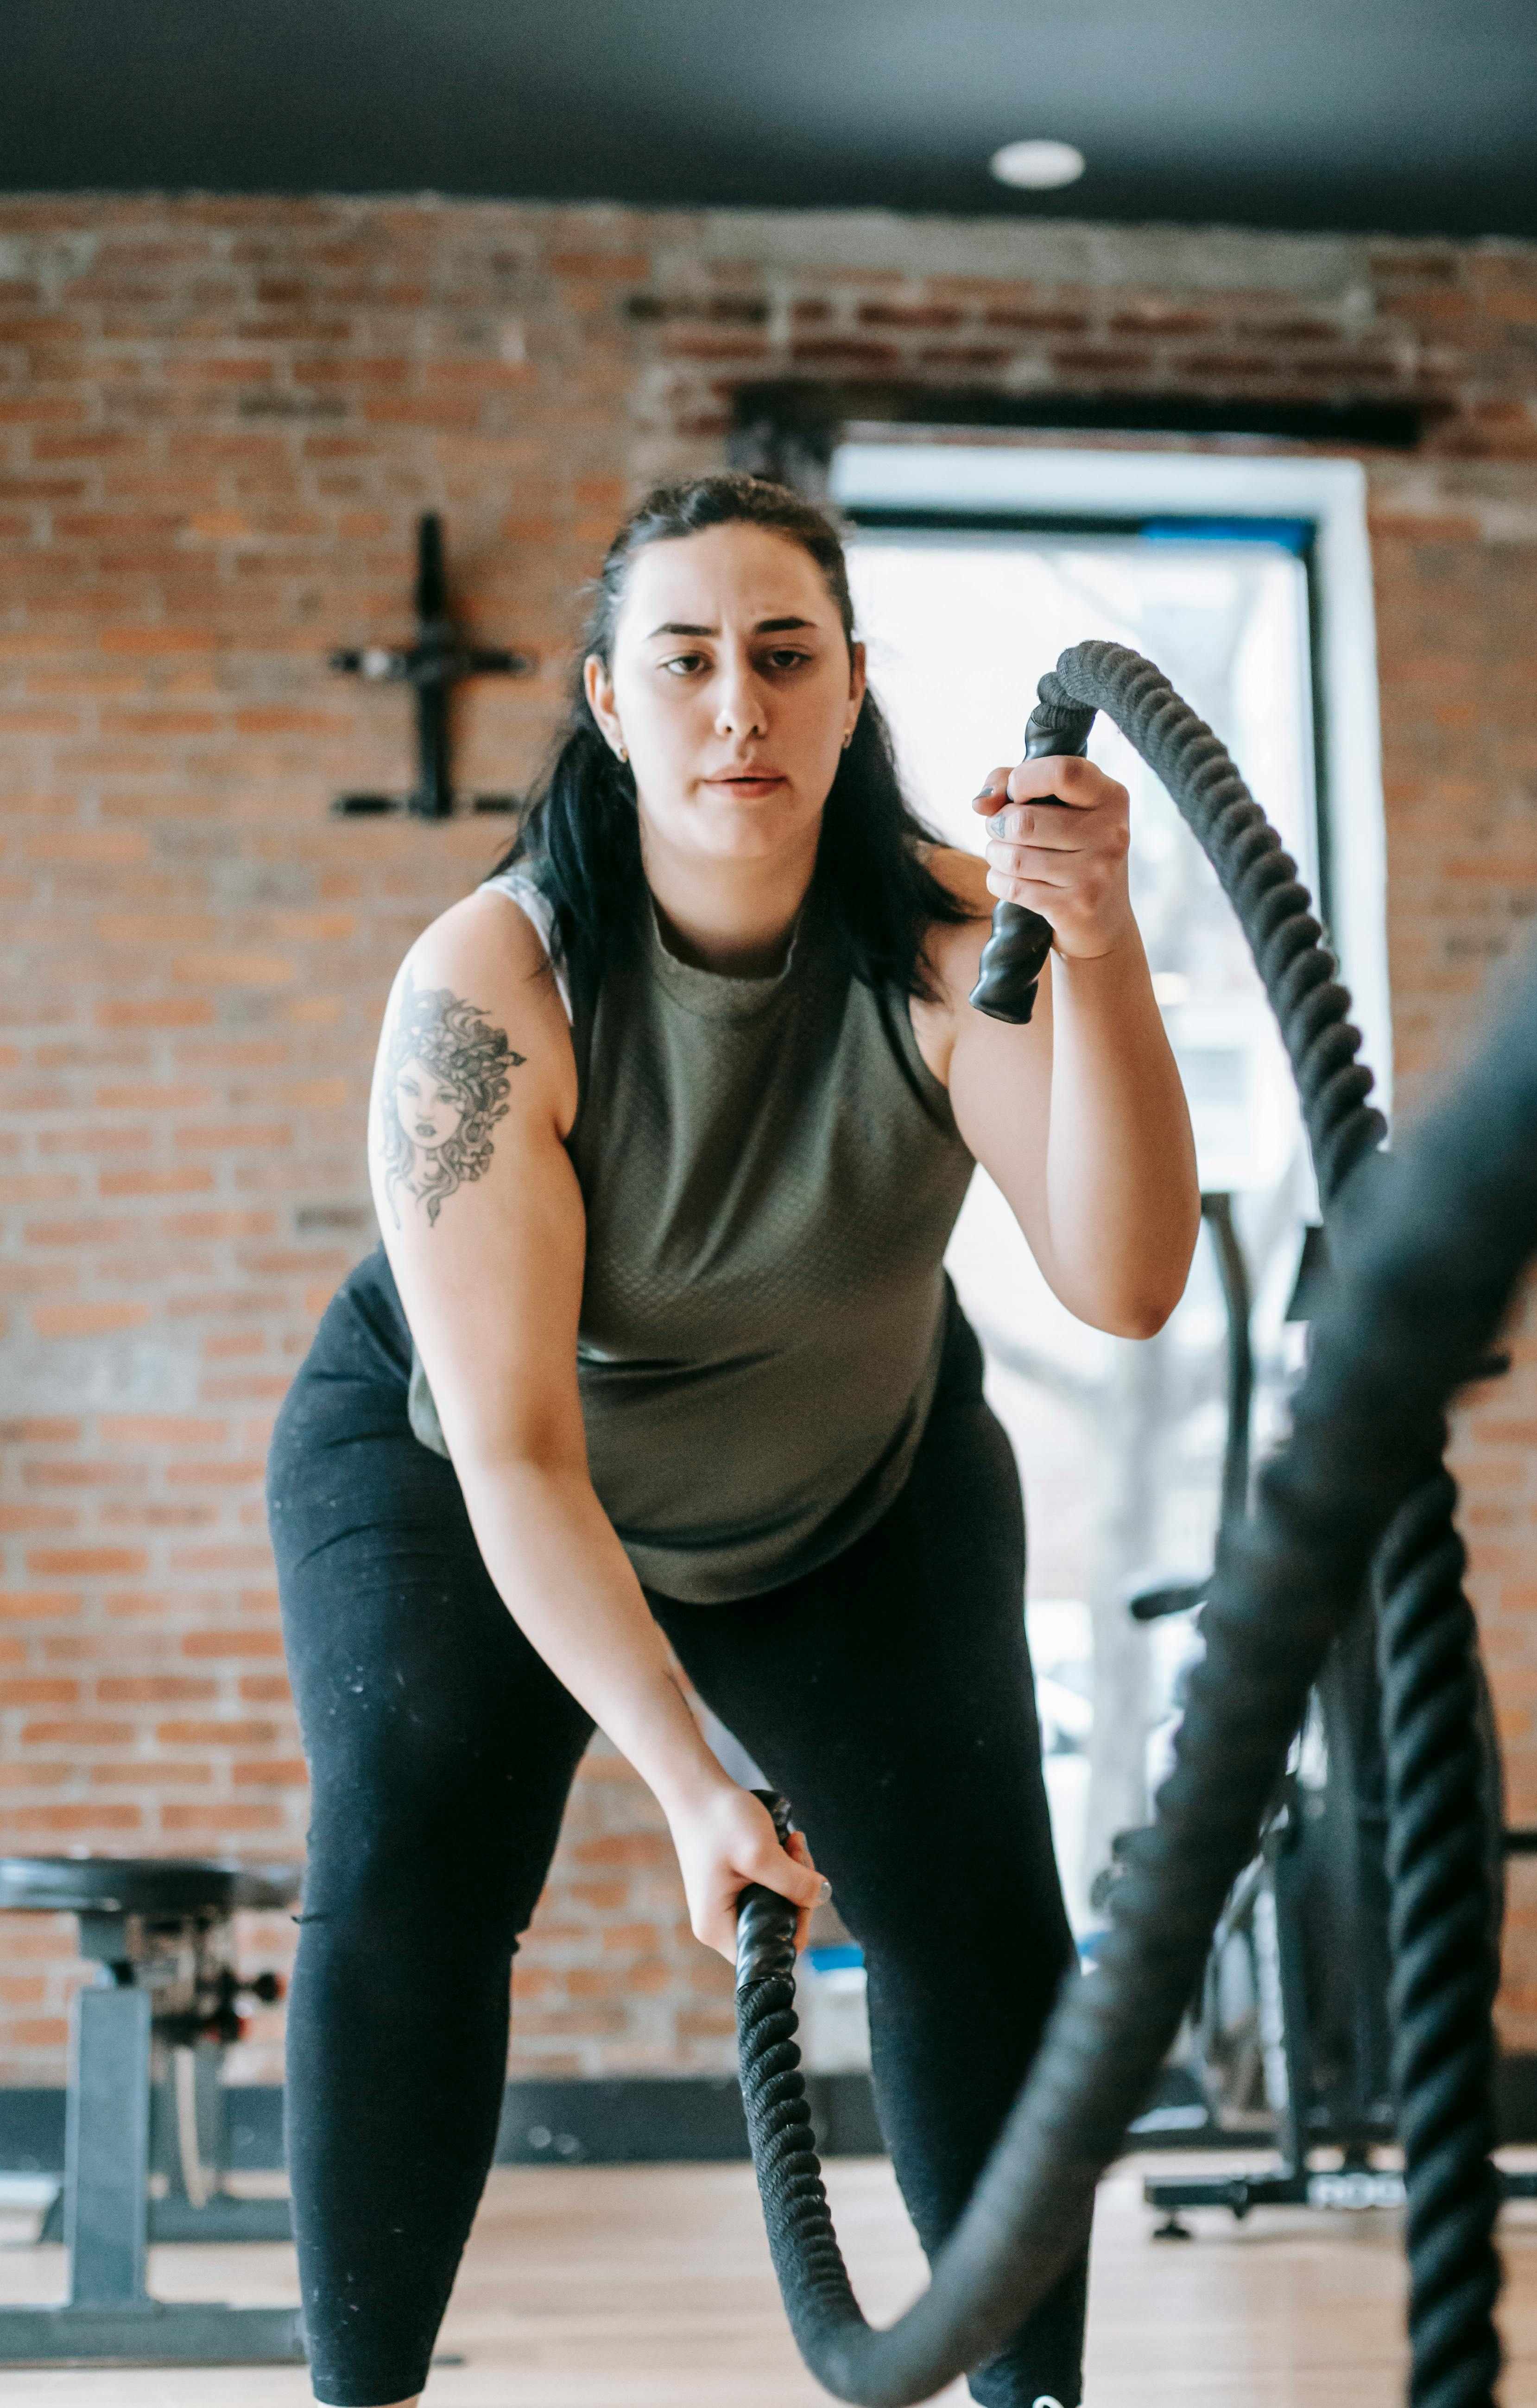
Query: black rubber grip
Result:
<box><xmin>968</xmin><ymin>704</ymin><xmax>1096</xmax><ymax>1023</ymax></box>
<box><xmin>734</xmin><ymin>1789</ymin><xmax>800</xmax><ymax>1991</ymax></box>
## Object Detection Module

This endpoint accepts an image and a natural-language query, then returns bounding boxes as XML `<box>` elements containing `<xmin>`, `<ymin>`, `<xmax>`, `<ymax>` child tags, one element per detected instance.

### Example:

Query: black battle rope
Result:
<box><xmin>1375</xmin><ymin>1457</ymin><xmax>1503</xmax><ymax>2408</ymax></box>
<box><xmin>732</xmin><ymin>640</ymin><xmax>1509</xmax><ymax>2408</ymax></box>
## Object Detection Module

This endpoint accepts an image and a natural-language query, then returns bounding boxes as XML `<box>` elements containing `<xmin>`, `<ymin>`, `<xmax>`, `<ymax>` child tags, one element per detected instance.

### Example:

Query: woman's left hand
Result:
<box><xmin>972</xmin><ymin>755</ymin><xmax>1132</xmax><ymax>963</ymax></box>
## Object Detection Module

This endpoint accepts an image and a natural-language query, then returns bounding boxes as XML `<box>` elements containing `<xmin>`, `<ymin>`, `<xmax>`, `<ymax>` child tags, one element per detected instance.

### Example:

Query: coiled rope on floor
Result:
<box><xmin>733</xmin><ymin>640</ymin><xmax>1511</xmax><ymax>2408</ymax></box>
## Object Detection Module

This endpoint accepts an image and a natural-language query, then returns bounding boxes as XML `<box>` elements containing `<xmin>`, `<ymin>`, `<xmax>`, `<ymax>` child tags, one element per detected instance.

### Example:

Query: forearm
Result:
<box><xmin>1042</xmin><ymin>923</ymin><xmax>1199</xmax><ymax>1334</ymax></box>
<box><xmin>456</xmin><ymin>1451</ymin><xmax>730</xmax><ymax>1819</ymax></box>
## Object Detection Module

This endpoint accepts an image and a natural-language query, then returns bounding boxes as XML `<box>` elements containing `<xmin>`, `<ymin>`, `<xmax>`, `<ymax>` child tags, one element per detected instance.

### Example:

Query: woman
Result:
<box><xmin>267</xmin><ymin>472</ymin><xmax>1199</xmax><ymax>2408</ymax></box>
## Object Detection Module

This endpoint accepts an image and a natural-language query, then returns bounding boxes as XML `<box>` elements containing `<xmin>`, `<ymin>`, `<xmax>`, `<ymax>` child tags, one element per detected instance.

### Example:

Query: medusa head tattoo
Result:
<box><xmin>378</xmin><ymin>969</ymin><xmax>524</xmax><ymax>1227</ymax></box>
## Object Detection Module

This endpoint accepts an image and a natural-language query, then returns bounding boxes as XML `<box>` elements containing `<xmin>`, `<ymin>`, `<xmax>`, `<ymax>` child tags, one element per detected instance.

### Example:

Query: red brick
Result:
<box><xmin>180</xmin><ymin>1630</ymin><xmax>285</xmax><ymax>1659</ymax></box>
<box><xmin>22</xmin><ymin>1720</ymin><xmax>135</xmax><ymax>1746</ymax></box>
<box><xmin>99</xmin><ymin>1414</ymin><xmax>229</xmax><ymax>1448</ymax></box>
<box><xmin>91</xmin><ymin>1761</ymin><xmax>214</xmax><ymax>1786</ymax></box>
<box><xmin>28</xmin><ymin>1299</ymin><xmax>149</xmax><ymax>1343</ymax></box>
<box><xmin>96</xmin><ymin>1677</ymin><xmax>217</xmax><ymax>1702</ymax></box>
<box><xmin>25</xmin><ymin>1548</ymin><xmax>146</xmax><ymax>1578</ymax></box>
<box><xmin>156</xmin><ymin>1718</ymin><xmax>279</xmax><ymax>1746</ymax></box>
<box><xmin>160</xmin><ymin>1802</ymin><xmax>286</xmax><ymax>1832</ymax></box>
<box><xmin>0</xmin><ymin>1804</ymin><xmax>141</xmax><ymax>1833</ymax></box>
<box><xmin>236</xmin><ymin>1683</ymin><xmax>296</xmax><ymax>1716</ymax></box>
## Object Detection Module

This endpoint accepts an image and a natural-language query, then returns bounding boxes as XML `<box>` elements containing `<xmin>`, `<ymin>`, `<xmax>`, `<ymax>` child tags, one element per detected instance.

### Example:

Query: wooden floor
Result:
<box><xmin>1</xmin><ymin>2153</ymin><xmax>1534</xmax><ymax>2405</ymax></box>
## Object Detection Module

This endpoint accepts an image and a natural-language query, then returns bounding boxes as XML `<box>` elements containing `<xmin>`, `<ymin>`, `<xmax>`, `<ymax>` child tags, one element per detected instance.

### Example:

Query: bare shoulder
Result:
<box><xmin>405</xmin><ymin>888</ymin><xmax>566</xmax><ymax>1035</ymax></box>
<box><xmin>406</xmin><ymin>883</ymin><xmax>558</xmax><ymax>998</ymax></box>
<box><xmin>916</xmin><ymin>841</ymin><xmax>993</xmax><ymax>1006</ymax></box>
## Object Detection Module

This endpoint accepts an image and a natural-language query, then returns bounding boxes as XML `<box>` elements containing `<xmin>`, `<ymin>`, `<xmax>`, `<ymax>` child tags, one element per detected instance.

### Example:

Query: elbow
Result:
<box><xmin>1071</xmin><ymin>1283</ymin><xmax>1183</xmax><ymax>1341</ymax></box>
<box><xmin>1098</xmin><ymin>1228</ymin><xmax>1199</xmax><ymax>1338</ymax></box>
<box><xmin>450</xmin><ymin>1408</ymin><xmax>589</xmax><ymax>1491</ymax></box>
<box><xmin>460</xmin><ymin>1430</ymin><xmax>586</xmax><ymax>1489</ymax></box>
<box><xmin>1108</xmin><ymin>1292</ymin><xmax>1180</xmax><ymax>1341</ymax></box>
<box><xmin>1105</xmin><ymin>1208</ymin><xmax>1201</xmax><ymax>1338</ymax></box>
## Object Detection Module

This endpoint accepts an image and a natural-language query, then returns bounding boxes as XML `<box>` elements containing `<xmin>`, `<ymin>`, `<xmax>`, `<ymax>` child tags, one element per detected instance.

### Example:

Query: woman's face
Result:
<box><xmin>584</xmin><ymin>523</ymin><xmax>865</xmax><ymax>868</ymax></box>
<box><xmin>396</xmin><ymin>1057</ymin><xmax>464</xmax><ymax>1153</ymax></box>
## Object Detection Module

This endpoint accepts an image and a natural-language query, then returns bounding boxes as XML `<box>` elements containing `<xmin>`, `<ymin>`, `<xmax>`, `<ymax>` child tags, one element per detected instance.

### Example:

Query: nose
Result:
<box><xmin>713</xmin><ymin>646</ymin><xmax>769</xmax><ymax>740</ymax></box>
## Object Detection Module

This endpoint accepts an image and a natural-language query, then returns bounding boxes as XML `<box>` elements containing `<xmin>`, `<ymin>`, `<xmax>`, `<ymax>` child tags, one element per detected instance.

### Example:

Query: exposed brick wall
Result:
<box><xmin>2</xmin><ymin>196</ymin><xmax>1535</xmax><ymax>2084</ymax></box>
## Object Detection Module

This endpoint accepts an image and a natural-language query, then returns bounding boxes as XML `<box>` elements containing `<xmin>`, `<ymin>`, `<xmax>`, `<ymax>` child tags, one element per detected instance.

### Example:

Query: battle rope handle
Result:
<box><xmin>731</xmin><ymin>640</ymin><xmax>1504</xmax><ymax>2408</ymax></box>
<box><xmin>967</xmin><ymin>709</ymin><xmax>1092</xmax><ymax>1024</ymax></box>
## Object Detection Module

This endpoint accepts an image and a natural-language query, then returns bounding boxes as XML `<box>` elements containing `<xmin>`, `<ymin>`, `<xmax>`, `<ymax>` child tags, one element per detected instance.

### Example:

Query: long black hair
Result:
<box><xmin>493</xmin><ymin>472</ymin><xmax>974</xmax><ymax>1033</ymax></box>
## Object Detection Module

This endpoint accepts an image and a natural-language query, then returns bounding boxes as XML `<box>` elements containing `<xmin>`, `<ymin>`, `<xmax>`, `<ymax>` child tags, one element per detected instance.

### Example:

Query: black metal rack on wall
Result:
<box><xmin>329</xmin><ymin>513</ymin><xmax>538</xmax><ymax>821</ymax></box>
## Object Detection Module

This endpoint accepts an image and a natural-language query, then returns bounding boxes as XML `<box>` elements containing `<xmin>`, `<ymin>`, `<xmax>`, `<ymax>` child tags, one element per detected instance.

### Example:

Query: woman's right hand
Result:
<box><xmin>668</xmin><ymin>1779</ymin><xmax>828</xmax><ymax>1964</ymax></box>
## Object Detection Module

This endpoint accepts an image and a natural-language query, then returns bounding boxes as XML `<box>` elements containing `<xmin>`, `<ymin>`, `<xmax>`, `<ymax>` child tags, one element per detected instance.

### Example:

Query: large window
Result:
<box><xmin>843</xmin><ymin>510</ymin><xmax>1323</xmax><ymax>1932</ymax></box>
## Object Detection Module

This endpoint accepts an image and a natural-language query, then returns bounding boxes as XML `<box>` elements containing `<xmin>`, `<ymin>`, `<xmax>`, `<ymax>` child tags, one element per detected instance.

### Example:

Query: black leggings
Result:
<box><xmin>267</xmin><ymin>1251</ymin><xmax>1086</xmax><ymax>2408</ymax></box>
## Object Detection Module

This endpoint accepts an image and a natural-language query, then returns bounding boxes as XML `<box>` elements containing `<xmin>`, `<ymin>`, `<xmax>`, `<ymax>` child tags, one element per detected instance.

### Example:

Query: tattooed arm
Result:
<box><xmin>366</xmin><ymin>897</ymin><xmax>818</xmax><ymax>1957</ymax></box>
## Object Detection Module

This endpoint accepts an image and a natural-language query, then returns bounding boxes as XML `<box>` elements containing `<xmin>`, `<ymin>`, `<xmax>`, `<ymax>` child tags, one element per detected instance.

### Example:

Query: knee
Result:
<box><xmin>300</xmin><ymin>1733</ymin><xmax>492</xmax><ymax>1925</ymax></box>
<box><xmin>857</xmin><ymin>1887</ymin><xmax>1076</xmax><ymax>2035</ymax></box>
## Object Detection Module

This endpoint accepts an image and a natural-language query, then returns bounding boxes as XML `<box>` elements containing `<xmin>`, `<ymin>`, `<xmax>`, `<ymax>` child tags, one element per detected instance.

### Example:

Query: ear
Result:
<box><xmin>848</xmin><ymin>638</ymin><xmax>867</xmax><ymax>710</ymax></box>
<box><xmin>584</xmin><ymin>652</ymin><xmax>623</xmax><ymax>753</ymax></box>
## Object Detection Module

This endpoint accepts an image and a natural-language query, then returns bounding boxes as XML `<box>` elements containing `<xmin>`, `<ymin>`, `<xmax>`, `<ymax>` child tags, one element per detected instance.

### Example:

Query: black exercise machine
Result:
<box><xmin>1119</xmin><ymin>1206</ymin><xmax>1537</xmax><ymax>2230</ymax></box>
<box><xmin>0</xmin><ymin>1856</ymin><xmax>305</xmax><ymax>2368</ymax></box>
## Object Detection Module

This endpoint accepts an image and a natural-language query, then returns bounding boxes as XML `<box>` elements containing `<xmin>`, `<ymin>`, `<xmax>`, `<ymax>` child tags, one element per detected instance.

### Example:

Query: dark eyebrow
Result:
<box><xmin>644</xmin><ymin>615</ymin><xmax>820</xmax><ymax>640</ymax></box>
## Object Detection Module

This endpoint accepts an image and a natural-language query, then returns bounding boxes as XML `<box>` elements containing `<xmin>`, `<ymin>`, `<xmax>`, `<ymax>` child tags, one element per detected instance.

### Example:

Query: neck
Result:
<box><xmin>640</xmin><ymin>824</ymin><xmax>819</xmax><ymax>977</ymax></box>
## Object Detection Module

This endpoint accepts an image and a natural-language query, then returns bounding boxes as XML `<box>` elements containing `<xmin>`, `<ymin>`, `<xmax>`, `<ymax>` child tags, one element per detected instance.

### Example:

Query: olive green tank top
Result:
<box><xmin>406</xmin><ymin>865</ymin><xmax>978</xmax><ymax>1603</ymax></box>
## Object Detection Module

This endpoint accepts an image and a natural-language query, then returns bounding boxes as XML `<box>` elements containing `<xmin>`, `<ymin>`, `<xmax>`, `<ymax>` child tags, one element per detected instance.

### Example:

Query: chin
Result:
<box><xmin>699</xmin><ymin>799</ymin><xmax>816</xmax><ymax>857</ymax></box>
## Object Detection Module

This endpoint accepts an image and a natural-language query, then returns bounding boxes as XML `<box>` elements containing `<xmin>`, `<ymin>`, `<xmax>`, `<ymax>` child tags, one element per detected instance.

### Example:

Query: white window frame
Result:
<box><xmin>829</xmin><ymin>441</ymin><xmax>1392</xmax><ymax>1115</ymax></box>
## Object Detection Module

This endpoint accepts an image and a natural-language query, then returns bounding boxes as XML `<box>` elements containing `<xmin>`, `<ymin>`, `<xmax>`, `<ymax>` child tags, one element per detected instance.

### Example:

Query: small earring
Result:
<box><xmin>841</xmin><ymin>731</ymin><xmax>853</xmax><ymax>750</ymax></box>
<box><xmin>618</xmin><ymin>745</ymin><xmax>629</xmax><ymax>762</ymax></box>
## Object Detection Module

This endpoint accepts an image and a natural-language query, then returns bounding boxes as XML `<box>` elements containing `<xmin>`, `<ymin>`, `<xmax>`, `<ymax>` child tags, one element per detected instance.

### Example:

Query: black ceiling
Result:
<box><xmin>6</xmin><ymin>0</ymin><xmax>1536</xmax><ymax>241</ymax></box>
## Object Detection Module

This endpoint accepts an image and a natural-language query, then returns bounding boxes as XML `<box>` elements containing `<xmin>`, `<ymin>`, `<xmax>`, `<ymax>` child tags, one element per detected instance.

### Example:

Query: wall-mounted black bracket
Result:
<box><xmin>330</xmin><ymin>512</ymin><xmax>538</xmax><ymax>819</ymax></box>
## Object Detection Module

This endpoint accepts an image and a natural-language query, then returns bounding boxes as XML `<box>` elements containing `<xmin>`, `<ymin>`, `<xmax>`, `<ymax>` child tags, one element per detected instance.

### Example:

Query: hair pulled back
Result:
<box><xmin>494</xmin><ymin>471</ymin><xmax>971</xmax><ymax>1025</ymax></box>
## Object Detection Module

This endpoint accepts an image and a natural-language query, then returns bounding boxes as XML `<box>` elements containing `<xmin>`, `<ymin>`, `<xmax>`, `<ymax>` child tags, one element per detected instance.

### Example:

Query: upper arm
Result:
<box><xmin>367</xmin><ymin>887</ymin><xmax>587</xmax><ymax>1474</ymax></box>
<box><xmin>915</xmin><ymin>845</ymin><xmax>1061</xmax><ymax>1281</ymax></box>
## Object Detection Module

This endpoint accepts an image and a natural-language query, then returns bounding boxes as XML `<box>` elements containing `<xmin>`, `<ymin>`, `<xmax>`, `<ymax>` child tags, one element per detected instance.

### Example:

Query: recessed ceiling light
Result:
<box><xmin>989</xmin><ymin>139</ymin><xmax>1087</xmax><ymax>191</ymax></box>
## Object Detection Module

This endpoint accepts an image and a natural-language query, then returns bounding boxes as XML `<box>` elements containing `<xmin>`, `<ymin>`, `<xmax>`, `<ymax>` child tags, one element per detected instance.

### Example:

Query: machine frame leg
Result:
<box><xmin>0</xmin><ymin>1976</ymin><xmax>305</xmax><ymax>2367</ymax></box>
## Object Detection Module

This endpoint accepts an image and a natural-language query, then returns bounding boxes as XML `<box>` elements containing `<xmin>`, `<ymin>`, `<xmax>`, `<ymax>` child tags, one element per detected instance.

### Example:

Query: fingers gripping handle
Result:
<box><xmin>967</xmin><ymin>701</ymin><xmax>1097</xmax><ymax>1024</ymax></box>
<box><xmin>734</xmin><ymin>1788</ymin><xmax>800</xmax><ymax>1991</ymax></box>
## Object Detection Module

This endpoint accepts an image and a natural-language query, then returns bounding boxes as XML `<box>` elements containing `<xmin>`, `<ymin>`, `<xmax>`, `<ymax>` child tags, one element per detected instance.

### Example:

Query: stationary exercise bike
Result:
<box><xmin>1107</xmin><ymin>1205</ymin><xmax>1534</xmax><ymax>2230</ymax></box>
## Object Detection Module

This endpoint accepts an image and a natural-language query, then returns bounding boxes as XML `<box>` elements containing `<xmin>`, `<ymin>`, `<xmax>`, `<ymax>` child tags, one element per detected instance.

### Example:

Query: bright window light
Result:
<box><xmin>843</xmin><ymin>513</ymin><xmax>1320</xmax><ymax>1929</ymax></box>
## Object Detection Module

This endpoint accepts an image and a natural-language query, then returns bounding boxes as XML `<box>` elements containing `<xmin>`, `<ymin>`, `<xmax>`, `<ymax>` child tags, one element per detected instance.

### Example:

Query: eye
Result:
<box><xmin>659</xmin><ymin>648</ymin><xmax>814</xmax><ymax>676</ymax></box>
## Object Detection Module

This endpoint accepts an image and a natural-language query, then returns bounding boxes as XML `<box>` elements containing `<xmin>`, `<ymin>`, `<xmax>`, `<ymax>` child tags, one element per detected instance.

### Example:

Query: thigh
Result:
<box><xmin>268</xmin><ymin>1286</ymin><xmax>594</xmax><ymax>1932</ymax></box>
